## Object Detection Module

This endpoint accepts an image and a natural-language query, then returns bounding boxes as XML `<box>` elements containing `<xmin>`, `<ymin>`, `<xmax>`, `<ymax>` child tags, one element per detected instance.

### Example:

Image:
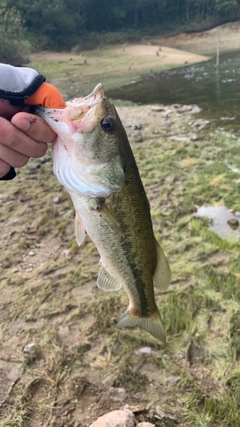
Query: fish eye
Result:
<box><xmin>101</xmin><ymin>116</ymin><xmax>116</xmax><ymax>133</ymax></box>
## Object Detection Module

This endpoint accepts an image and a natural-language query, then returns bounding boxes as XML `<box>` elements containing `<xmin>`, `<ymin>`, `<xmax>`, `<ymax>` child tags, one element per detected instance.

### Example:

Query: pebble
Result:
<box><xmin>23</xmin><ymin>343</ymin><xmax>35</xmax><ymax>353</ymax></box>
<box><xmin>181</xmin><ymin>105</ymin><xmax>192</xmax><ymax>112</ymax></box>
<box><xmin>1</xmin><ymin>260</ymin><xmax>11</xmax><ymax>269</ymax></box>
<box><xmin>62</xmin><ymin>249</ymin><xmax>70</xmax><ymax>256</ymax></box>
<box><xmin>151</xmin><ymin>106</ymin><xmax>165</xmax><ymax>112</ymax></box>
<box><xmin>137</xmin><ymin>423</ymin><xmax>155</xmax><ymax>427</ymax></box>
<box><xmin>89</xmin><ymin>410</ymin><xmax>135</xmax><ymax>427</ymax></box>
<box><xmin>27</xmin><ymin>162</ymin><xmax>41</xmax><ymax>172</ymax></box>
<box><xmin>134</xmin><ymin>347</ymin><xmax>155</xmax><ymax>356</ymax></box>
<box><xmin>165</xmin><ymin>375</ymin><xmax>181</xmax><ymax>385</ymax></box>
<box><xmin>11</xmin><ymin>217</ymin><xmax>21</xmax><ymax>224</ymax></box>
<box><xmin>63</xmin><ymin>210</ymin><xmax>74</xmax><ymax>218</ymax></box>
<box><xmin>53</xmin><ymin>196</ymin><xmax>61</xmax><ymax>204</ymax></box>
<box><xmin>132</xmin><ymin>134</ymin><xmax>143</xmax><ymax>143</ymax></box>
<box><xmin>59</xmin><ymin>210</ymin><xmax>74</xmax><ymax>217</ymax></box>
<box><xmin>108</xmin><ymin>387</ymin><xmax>127</xmax><ymax>402</ymax></box>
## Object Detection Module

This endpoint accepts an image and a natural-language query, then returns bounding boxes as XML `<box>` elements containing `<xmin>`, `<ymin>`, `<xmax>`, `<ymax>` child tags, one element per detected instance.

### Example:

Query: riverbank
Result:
<box><xmin>145</xmin><ymin>20</ymin><xmax>240</xmax><ymax>56</ymax></box>
<box><xmin>29</xmin><ymin>45</ymin><xmax>209</xmax><ymax>100</ymax></box>
<box><xmin>29</xmin><ymin>20</ymin><xmax>240</xmax><ymax>100</ymax></box>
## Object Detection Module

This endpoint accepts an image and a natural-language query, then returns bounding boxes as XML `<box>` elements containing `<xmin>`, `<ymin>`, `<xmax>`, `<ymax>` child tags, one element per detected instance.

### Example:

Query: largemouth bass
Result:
<box><xmin>37</xmin><ymin>84</ymin><xmax>171</xmax><ymax>342</ymax></box>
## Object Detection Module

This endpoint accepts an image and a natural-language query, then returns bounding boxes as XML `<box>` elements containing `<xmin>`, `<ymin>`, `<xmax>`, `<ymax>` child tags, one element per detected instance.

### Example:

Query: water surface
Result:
<box><xmin>196</xmin><ymin>205</ymin><xmax>240</xmax><ymax>241</ymax></box>
<box><xmin>109</xmin><ymin>51</ymin><xmax>240</xmax><ymax>131</ymax></box>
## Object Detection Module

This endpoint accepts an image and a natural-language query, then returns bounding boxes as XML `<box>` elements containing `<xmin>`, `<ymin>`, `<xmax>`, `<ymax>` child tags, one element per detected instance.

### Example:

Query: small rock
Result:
<box><xmin>63</xmin><ymin>210</ymin><xmax>74</xmax><ymax>218</ymax></box>
<box><xmin>53</xmin><ymin>196</ymin><xmax>61</xmax><ymax>204</ymax></box>
<box><xmin>28</xmin><ymin>250</ymin><xmax>35</xmax><ymax>256</ymax></box>
<box><xmin>131</xmin><ymin>124</ymin><xmax>143</xmax><ymax>130</ymax></box>
<box><xmin>227</xmin><ymin>217</ymin><xmax>239</xmax><ymax>229</ymax></box>
<box><xmin>62</xmin><ymin>249</ymin><xmax>70</xmax><ymax>256</ymax></box>
<box><xmin>181</xmin><ymin>105</ymin><xmax>192</xmax><ymax>112</ymax></box>
<box><xmin>133</xmin><ymin>392</ymin><xmax>148</xmax><ymax>401</ymax></box>
<box><xmin>165</xmin><ymin>375</ymin><xmax>181</xmax><ymax>385</ymax></box>
<box><xmin>190</xmin><ymin>119</ymin><xmax>210</xmax><ymax>129</ymax></box>
<box><xmin>89</xmin><ymin>410</ymin><xmax>135</xmax><ymax>427</ymax></box>
<box><xmin>134</xmin><ymin>347</ymin><xmax>155</xmax><ymax>356</ymax></box>
<box><xmin>27</xmin><ymin>162</ymin><xmax>41</xmax><ymax>172</ymax></box>
<box><xmin>108</xmin><ymin>387</ymin><xmax>127</xmax><ymax>402</ymax></box>
<box><xmin>1</xmin><ymin>260</ymin><xmax>11</xmax><ymax>268</ymax></box>
<box><xmin>170</xmin><ymin>136</ymin><xmax>191</xmax><ymax>143</ymax></box>
<box><xmin>11</xmin><ymin>217</ymin><xmax>21</xmax><ymax>224</ymax></box>
<box><xmin>137</xmin><ymin>423</ymin><xmax>155</xmax><ymax>427</ymax></box>
<box><xmin>23</xmin><ymin>343</ymin><xmax>35</xmax><ymax>353</ymax></box>
<box><xmin>39</xmin><ymin>156</ymin><xmax>51</xmax><ymax>164</ymax></box>
<box><xmin>190</xmin><ymin>134</ymin><xmax>198</xmax><ymax>141</ymax></box>
<box><xmin>132</xmin><ymin>134</ymin><xmax>143</xmax><ymax>143</ymax></box>
<box><xmin>151</xmin><ymin>106</ymin><xmax>165</xmax><ymax>112</ymax></box>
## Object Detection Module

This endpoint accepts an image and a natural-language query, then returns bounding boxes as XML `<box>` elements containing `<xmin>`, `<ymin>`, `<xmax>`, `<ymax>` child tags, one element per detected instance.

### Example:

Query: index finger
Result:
<box><xmin>11</xmin><ymin>112</ymin><xmax>57</xmax><ymax>144</ymax></box>
<box><xmin>0</xmin><ymin>117</ymin><xmax>47</xmax><ymax>159</ymax></box>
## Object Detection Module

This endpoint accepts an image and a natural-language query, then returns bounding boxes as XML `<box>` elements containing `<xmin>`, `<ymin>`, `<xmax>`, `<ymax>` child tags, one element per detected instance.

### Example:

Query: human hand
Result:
<box><xmin>0</xmin><ymin>109</ymin><xmax>57</xmax><ymax>178</ymax></box>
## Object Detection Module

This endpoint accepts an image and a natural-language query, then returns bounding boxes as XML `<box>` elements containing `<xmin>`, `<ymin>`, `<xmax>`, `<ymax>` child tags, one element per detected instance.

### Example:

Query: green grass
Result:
<box><xmin>1</xmin><ymin>92</ymin><xmax>240</xmax><ymax>425</ymax></box>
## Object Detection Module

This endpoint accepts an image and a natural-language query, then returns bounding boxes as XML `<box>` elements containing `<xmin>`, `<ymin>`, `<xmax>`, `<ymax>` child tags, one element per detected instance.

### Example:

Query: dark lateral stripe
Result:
<box><xmin>120</xmin><ymin>237</ymin><xmax>149</xmax><ymax>317</ymax></box>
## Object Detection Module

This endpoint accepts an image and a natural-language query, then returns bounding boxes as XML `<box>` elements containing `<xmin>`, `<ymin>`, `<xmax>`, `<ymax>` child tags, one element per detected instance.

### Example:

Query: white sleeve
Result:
<box><xmin>0</xmin><ymin>63</ymin><xmax>45</xmax><ymax>104</ymax></box>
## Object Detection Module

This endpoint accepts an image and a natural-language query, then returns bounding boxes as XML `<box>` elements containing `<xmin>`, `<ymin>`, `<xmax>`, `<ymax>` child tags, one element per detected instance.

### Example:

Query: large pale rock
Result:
<box><xmin>89</xmin><ymin>409</ymin><xmax>135</xmax><ymax>427</ymax></box>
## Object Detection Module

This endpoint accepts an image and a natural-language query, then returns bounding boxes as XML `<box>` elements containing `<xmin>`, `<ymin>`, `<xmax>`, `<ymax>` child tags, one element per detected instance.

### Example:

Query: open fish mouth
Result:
<box><xmin>64</xmin><ymin>83</ymin><xmax>105</xmax><ymax>122</ymax></box>
<box><xmin>67</xmin><ymin>83</ymin><xmax>105</xmax><ymax>108</ymax></box>
<box><xmin>36</xmin><ymin>83</ymin><xmax>105</xmax><ymax>126</ymax></box>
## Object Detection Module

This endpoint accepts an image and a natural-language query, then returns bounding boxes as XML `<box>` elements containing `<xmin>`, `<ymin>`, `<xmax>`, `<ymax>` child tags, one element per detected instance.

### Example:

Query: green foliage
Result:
<box><xmin>0</xmin><ymin>3</ymin><xmax>31</xmax><ymax>65</ymax></box>
<box><xmin>1</xmin><ymin>0</ymin><xmax>240</xmax><ymax>51</ymax></box>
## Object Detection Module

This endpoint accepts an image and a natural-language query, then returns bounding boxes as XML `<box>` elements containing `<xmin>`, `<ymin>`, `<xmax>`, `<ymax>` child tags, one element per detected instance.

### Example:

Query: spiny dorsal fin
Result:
<box><xmin>153</xmin><ymin>239</ymin><xmax>171</xmax><ymax>291</ymax></box>
<box><xmin>75</xmin><ymin>211</ymin><xmax>86</xmax><ymax>246</ymax></box>
<box><xmin>97</xmin><ymin>264</ymin><xmax>122</xmax><ymax>291</ymax></box>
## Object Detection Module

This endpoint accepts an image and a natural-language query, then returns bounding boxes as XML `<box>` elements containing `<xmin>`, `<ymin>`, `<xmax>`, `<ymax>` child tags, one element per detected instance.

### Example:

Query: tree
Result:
<box><xmin>0</xmin><ymin>3</ymin><xmax>30</xmax><ymax>65</ymax></box>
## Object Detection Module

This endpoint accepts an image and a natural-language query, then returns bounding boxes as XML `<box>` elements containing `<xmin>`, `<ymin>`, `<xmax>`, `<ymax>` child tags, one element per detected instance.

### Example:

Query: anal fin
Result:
<box><xmin>97</xmin><ymin>264</ymin><xmax>122</xmax><ymax>291</ymax></box>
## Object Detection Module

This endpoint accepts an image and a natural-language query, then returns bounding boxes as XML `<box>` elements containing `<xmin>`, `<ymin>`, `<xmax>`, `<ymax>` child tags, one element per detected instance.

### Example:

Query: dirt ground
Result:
<box><xmin>29</xmin><ymin>43</ymin><xmax>209</xmax><ymax>101</ymax></box>
<box><xmin>1</xmin><ymin>21</ymin><xmax>240</xmax><ymax>427</ymax></box>
<box><xmin>145</xmin><ymin>20</ymin><xmax>240</xmax><ymax>55</ymax></box>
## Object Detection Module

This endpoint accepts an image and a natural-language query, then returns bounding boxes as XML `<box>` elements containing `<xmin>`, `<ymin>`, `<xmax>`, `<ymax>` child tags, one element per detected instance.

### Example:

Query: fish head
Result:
<box><xmin>36</xmin><ymin>84</ymin><xmax>127</xmax><ymax>197</ymax></box>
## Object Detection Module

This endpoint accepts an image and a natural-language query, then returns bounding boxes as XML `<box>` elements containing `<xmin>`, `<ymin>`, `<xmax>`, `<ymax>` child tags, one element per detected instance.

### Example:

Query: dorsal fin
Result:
<box><xmin>153</xmin><ymin>239</ymin><xmax>171</xmax><ymax>290</ymax></box>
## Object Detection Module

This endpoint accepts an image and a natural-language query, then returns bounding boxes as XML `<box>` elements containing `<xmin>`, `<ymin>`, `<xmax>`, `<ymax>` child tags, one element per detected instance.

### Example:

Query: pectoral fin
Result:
<box><xmin>95</xmin><ymin>198</ymin><xmax>122</xmax><ymax>235</ymax></box>
<box><xmin>75</xmin><ymin>212</ymin><xmax>86</xmax><ymax>246</ymax></box>
<box><xmin>97</xmin><ymin>264</ymin><xmax>122</xmax><ymax>291</ymax></box>
<box><xmin>153</xmin><ymin>240</ymin><xmax>171</xmax><ymax>290</ymax></box>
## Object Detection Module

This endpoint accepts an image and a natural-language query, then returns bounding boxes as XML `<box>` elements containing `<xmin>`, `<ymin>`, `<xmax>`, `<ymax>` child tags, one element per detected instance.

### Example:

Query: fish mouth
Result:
<box><xmin>66</xmin><ymin>83</ymin><xmax>105</xmax><ymax>122</ymax></box>
<box><xmin>36</xmin><ymin>83</ymin><xmax>106</xmax><ymax>129</ymax></box>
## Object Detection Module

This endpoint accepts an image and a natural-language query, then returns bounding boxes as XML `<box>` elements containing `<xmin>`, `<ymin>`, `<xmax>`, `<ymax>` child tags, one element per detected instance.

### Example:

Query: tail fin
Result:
<box><xmin>117</xmin><ymin>310</ymin><xmax>166</xmax><ymax>343</ymax></box>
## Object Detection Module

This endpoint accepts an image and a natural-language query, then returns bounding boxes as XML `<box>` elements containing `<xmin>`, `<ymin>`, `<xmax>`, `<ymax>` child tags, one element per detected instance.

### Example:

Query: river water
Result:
<box><xmin>109</xmin><ymin>51</ymin><xmax>240</xmax><ymax>131</ymax></box>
